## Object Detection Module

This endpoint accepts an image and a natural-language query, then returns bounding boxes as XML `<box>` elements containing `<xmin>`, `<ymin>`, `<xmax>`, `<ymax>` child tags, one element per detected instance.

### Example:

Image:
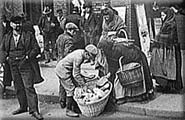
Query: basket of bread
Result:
<box><xmin>74</xmin><ymin>73</ymin><xmax>112</xmax><ymax>117</ymax></box>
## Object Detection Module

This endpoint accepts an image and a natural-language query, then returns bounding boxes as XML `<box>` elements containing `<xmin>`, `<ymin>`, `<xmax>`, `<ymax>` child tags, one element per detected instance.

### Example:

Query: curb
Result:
<box><xmin>2</xmin><ymin>85</ymin><xmax>185</xmax><ymax>118</ymax></box>
<box><xmin>37</xmin><ymin>93</ymin><xmax>185</xmax><ymax>119</ymax></box>
<box><xmin>117</xmin><ymin>103</ymin><xmax>185</xmax><ymax>119</ymax></box>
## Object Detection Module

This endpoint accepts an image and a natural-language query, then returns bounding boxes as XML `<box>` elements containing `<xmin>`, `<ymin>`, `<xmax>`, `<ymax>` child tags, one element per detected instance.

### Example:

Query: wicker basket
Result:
<box><xmin>117</xmin><ymin>56</ymin><xmax>144</xmax><ymax>88</ymax></box>
<box><xmin>74</xmin><ymin>80</ymin><xmax>112</xmax><ymax>117</ymax></box>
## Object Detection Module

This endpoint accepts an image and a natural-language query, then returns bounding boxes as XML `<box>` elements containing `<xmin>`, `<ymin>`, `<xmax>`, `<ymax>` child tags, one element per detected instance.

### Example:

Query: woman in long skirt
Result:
<box><xmin>150</xmin><ymin>7</ymin><xmax>183</xmax><ymax>93</ymax></box>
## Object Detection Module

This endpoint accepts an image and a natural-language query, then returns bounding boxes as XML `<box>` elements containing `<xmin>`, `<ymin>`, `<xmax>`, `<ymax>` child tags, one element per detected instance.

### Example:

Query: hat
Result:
<box><xmin>65</xmin><ymin>22</ymin><xmax>78</xmax><ymax>30</ymax></box>
<box><xmin>43</xmin><ymin>6</ymin><xmax>52</xmax><ymax>14</ymax></box>
<box><xmin>85</xmin><ymin>44</ymin><xmax>98</xmax><ymax>55</ymax></box>
<box><xmin>10</xmin><ymin>16</ymin><xmax>22</xmax><ymax>24</ymax></box>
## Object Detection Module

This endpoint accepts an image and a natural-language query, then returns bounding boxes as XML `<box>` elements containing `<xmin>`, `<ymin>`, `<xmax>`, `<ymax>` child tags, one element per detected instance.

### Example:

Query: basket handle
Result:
<box><xmin>119</xmin><ymin>56</ymin><xmax>124</xmax><ymax>71</ymax></box>
<box><xmin>117</xmin><ymin>29</ymin><xmax>128</xmax><ymax>40</ymax></box>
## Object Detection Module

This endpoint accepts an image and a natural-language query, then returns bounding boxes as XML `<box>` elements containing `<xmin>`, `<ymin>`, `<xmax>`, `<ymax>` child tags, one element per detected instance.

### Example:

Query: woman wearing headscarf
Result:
<box><xmin>101</xmin><ymin>7</ymin><xmax>125</xmax><ymax>36</ymax></box>
<box><xmin>150</xmin><ymin>7</ymin><xmax>183</xmax><ymax>93</ymax></box>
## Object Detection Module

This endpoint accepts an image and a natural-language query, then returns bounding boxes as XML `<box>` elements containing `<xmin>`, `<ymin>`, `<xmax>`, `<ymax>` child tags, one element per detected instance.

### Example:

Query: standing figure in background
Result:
<box><xmin>150</xmin><ymin>7</ymin><xmax>183</xmax><ymax>93</ymax></box>
<box><xmin>38</xmin><ymin>6</ymin><xmax>60</xmax><ymax>63</ymax></box>
<box><xmin>102</xmin><ymin>0</ymin><xmax>118</xmax><ymax>15</ymax></box>
<box><xmin>56</xmin><ymin>22</ymin><xmax>79</xmax><ymax>109</ymax></box>
<box><xmin>65</xmin><ymin>7</ymin><xmax>81</xmax><ymax>28</ymax></box>
<box><xmin>65</xmin><ymin>7</ymin><xmax>85</xmax><ymax>49</ymax></box>
<box><xmin>56</xmin><ymin>9</ymin><xmax>65</xmax><ymax>35</ymax></box>
<box><xmin>80</xmin><ymin>1</ymin><xmax>102</xmax><ymax>46</ymax></box>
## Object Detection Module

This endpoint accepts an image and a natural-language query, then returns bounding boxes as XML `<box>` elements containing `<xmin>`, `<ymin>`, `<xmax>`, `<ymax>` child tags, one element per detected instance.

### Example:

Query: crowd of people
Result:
<box><xmin>0</xmin><ymin>0</ymin><xmax>184</xmax><ymax>120</ymax></box>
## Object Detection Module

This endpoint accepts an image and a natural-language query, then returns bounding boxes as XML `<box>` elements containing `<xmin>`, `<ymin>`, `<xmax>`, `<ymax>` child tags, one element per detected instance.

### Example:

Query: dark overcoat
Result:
<box><xmin>0</xmin><ymin>31</ymin><xmax>44</xmax><ymax>84</ymax></box>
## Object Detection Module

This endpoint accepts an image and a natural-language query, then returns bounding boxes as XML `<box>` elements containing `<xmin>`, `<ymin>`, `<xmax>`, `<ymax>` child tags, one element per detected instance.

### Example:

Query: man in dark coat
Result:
<box><xmin>0</xmin><ymin>16</ymin><xmax>44</xmax><ymax>120</ymax></box>
<box><xmin>38</xmin><ymin>6</ymin><xmax>60</xmax><ymax>63</ymax></box>
<box><xmin>80</xmin><ymin>1</ymin><xmax>102</xmax><ymax>46</ymax></box>
<box><xmin>56</xmin><ymin>22</ymin><xmax>79</xmax><ymax>109</ymax></box>
<box><xmin>56</xmin><ymin>9</ymin><xmax>65</xmax><ymax>34</ymax></box>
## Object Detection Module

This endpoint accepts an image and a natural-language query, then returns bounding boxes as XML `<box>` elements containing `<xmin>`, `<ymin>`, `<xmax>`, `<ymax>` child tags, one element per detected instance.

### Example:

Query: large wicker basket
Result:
<box><xmin>74</xmin><ymin>80</ymin><xmax>112</xmax><ymax>117</ymax></box>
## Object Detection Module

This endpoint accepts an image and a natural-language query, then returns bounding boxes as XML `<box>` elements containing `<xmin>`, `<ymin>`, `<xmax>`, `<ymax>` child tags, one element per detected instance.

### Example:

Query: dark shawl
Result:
<box><xmin>98</xmin><ymin>40</ymin><xmax>153</xmax><ymax>91</ymax></box>
<box><xmin>157</xmin><ymin>7</ymin><xmax>178</xmax><ymax>46</ymax></box>
<box><xmin>102</xmin><ymin>8</ymin><xmax>125</xmax><ymax>35</ymax></box>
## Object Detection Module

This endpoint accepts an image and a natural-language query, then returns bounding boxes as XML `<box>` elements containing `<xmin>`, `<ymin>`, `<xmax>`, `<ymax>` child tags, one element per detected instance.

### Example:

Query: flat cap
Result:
<box><xmin>85</xmin><ymin>44</ymin><xmax>98</xmax><ymax>55</ymax></box>
<box><xmin>65</xmin><ymin>22</ymin><xmax>78</xmax><ymax>29</ymax></box>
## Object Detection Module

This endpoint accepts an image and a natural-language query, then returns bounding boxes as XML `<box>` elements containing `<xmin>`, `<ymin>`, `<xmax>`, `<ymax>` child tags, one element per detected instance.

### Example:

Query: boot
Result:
<box><xmin>72</xmin><ymin>100</ymin><xmax>81</xmax><ymax>114</ymax></box>
<box><xmin>44</xmin><ymin>51</ymin><xmax>51</xmax><ymax>64</ymax></box>
<box><xmin>66</xmin><ymin>97</ymin><xmax>79</xmax><ymax>117</ymax></box>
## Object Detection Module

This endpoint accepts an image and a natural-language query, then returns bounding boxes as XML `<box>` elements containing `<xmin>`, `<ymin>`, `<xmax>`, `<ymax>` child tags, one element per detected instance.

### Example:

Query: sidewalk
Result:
<box><xmin>34</xmin><ymin>61</ymin><xmax>185</xmax><ymax>119</ymax></box>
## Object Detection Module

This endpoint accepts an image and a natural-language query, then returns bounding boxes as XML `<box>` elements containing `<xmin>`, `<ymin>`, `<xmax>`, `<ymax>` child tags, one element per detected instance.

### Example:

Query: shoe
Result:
<box><xmin>148</xmin><ymin>91</ymin><xmax>155</xmax><ymax>100</ymax></box>
<box><xmin>59</xmin><ymin>101</ymin><xmax>66</xmax><ymax>109</ymax></box>
<box><xmin>31</xmin><ymin>112</ymin><xmax>44</xmax><ymax>120</ymax></box>
<box><xmin>12</xmin><ymin>108</ymin><xmax>28</xmax><ymax>115</ymax></box>
<box><xmin>116</xmin><ymin>97</ymin><xmax>127</xmax><ymax>105</ymax></box>
<box><xmin>66</xmin><ymin>109</ymin><xmax>79</xmax><ymax>117</ymax></box>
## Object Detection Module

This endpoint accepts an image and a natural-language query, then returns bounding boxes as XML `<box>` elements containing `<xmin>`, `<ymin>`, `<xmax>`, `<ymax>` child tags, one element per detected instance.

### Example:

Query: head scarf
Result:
<box><xmin>102</xmin><ymin>7</ymin><xmax>114</xmax><ymax>23</ymax></box>
<box><xmin>102</xmin><ymin>7</ymin><xmax>125</xmax><ymax>33</ymax></box>
<box><xmin>160</xmin><ymin>7</ymin><xmax>175</xmax><ymax>24</ymax></box>
<box><xmin>158</xmin><ymin>7</ymin><xmax>177</xmax><ymax>44</ymax></box>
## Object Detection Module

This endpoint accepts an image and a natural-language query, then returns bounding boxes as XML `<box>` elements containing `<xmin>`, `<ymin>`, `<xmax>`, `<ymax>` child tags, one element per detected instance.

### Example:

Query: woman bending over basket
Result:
<box><xmin>97</xmin><ymin>7</ymin><xmax>154</xmax><ymax>104</ymax></box>
<box><xmin>97</xmin><ymin>30</ymin><xmax>154</xmax><ymax>104</ymax></box>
